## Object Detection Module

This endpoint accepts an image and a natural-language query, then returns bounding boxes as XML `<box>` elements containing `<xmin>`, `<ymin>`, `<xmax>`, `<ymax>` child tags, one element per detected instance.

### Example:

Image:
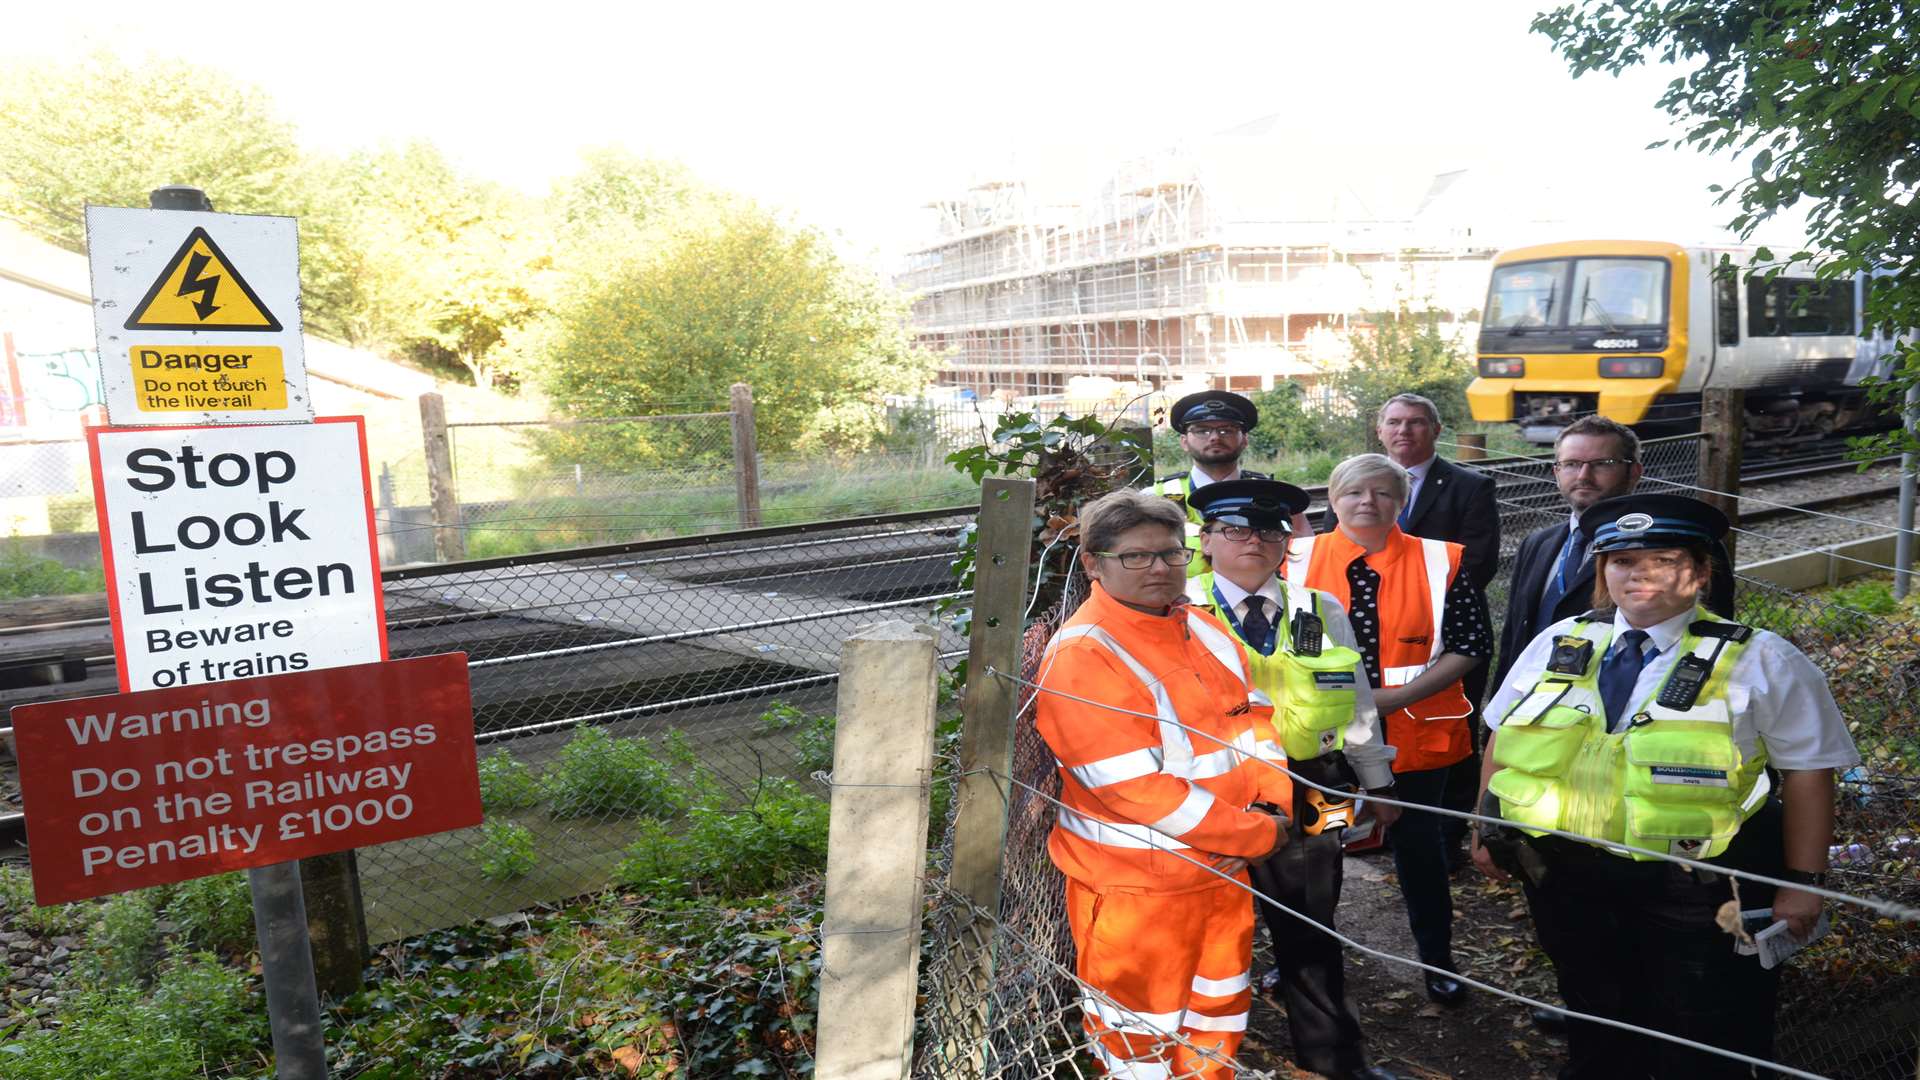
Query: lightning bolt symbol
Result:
<box><xmin>177</xmin><ymin>249</ymin><xmax>221</xmax><ymax>320</ymax></box>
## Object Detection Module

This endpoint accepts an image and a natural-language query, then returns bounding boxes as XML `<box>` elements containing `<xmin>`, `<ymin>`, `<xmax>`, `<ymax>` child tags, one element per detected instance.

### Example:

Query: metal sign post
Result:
<box><xmin>249</xmin><ymin>861</ymin><xmax>329</xmax><ymax>1079</ymax></box>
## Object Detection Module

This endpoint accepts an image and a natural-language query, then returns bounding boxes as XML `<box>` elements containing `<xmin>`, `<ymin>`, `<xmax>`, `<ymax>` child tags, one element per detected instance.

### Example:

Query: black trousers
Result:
<box><xmin>1250</xmin><ymin>829</ymin><xmax>1369</xmax><ymax>1075</ymax></box>
<box><xmin>1521</xmin><ymin>802</ymin><xmax>1786</xmax><ymax>1080</ymax></box>
<box><xmin>1388</xmin><ymin>765</ymin><xmax>1455</xmax><ymax>966</ymax></box>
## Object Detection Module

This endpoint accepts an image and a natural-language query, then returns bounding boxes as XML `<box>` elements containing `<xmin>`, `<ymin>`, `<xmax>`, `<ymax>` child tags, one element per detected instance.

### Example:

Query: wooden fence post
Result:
<box><xmin>730</xmin><ymin>383</ymin><xmax>763</xmax><ymax>528</ymax></box>
<box><xmin>945</xmin><ymin>477</ymin><xmax>1037</xmax><ymax>1063</ymax></box>
<box><xmin>419</xmin><ymin>393</ymin><xmax>466</xmax><ymax>562</ymax></box>
<box><xmin>815</xmin><ymin>621</ymin><xmax>940</xmax><ymax>1080</ymax></box>
<box><xmin>1455</xmin><ymin>432</ymin><xmax>1487</xmax><ymax>460</ymax></box>
<box><xmin>1698</xmin><ymin>388</ymin><xmax>1745</xmax><ymax>565</ymax></box>
<box><xmin>298</xmin><ymin>850</ymin><xmax>368</xmax><ymax>998</ymax></box>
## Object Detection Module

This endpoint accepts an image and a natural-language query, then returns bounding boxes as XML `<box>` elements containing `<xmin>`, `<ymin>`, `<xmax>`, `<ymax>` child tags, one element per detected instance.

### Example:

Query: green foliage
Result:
<box><xmin>159</xmin><ymin>872</ymin><xmax>255</xmax><ymax>958</ymax></box>
<box><xmin>1828</xmin><ymin>579</ymin><xmax>1901</xmax><ymax>617</ymax></box>
<box><xmin>540</xmin><ymin>202</ymin><xmax>937</xmax><ymax>458</ymax></box>
<box><xmin>1324</xmin><ymin>305</ymin><xmax>1477</xmax><ymax>448</ymax></box>
<box><xmin>756</xmin><ymin>701</ymin><xmax>837</xmax><ymax>775</ymax></box>
<box><xmin>0</xmin><ymin>865</ymin><xmax>87</xmax><ymax>936</ymax></box>
<box><xmin>80</xmin><ymin>891</ymin><xmax>161</xmax><ymax>987</ymax></box>
<box><xmin>325</xmin><ymin>891</ymin><xmax>820</xmax><ymax>1078</ymax></box>
<box><xmin>614</xmin><ymin>779</ymin><xmax>829</xmax><ymax>900</ymax></box>
<box><xmin>0</xmin><ymin>546</ymin><xmax>103</xmax><ymax>602</ymax></box>
<box><xmin>1246</xmin><ymin>381</ymin><xmax>1336</xmax><ymax>455</ymax></box>
<box><xmin>472</xmin><ymin>820</ymin><xmax>540</xmax><ymax>882</ymax></box>
<box><xmin>1532</xmin><ymin>0</ymin><xmax>1920</xmax><ymax>458</ymax></box>
<box><xmin>0</xmin><ymin>952</ymin><xmax>260</xmax><ymax>1080</ymax></box>
<box><xmin>541</xmin><ymin>726</ymin><xmax>687</xmax><ymax>819</ymax></box>
<box><xmin>477</xmin><ymin>749</ymin><xmax>544</xmax><ymax>812</ymax></box>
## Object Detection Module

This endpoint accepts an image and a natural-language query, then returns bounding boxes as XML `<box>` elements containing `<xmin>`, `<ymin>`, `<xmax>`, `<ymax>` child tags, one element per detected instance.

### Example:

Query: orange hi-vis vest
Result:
<box><xmin>1283</xmin><ymin>527</ymin><xmax>1473</xmax><ymax>773</ymax></box>
<box><xmin>1035</xmin><ymin>582</ymin><xmax>1295</xmax><ymax>894</ymax></box>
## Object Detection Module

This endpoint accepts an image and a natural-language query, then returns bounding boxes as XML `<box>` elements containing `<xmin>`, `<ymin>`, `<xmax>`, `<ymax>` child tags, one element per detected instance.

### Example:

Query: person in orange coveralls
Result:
<box><xmin>1035</xmin><ymin>488</ymin><xmax>1294</xmax><ymax>1079</ymax></box>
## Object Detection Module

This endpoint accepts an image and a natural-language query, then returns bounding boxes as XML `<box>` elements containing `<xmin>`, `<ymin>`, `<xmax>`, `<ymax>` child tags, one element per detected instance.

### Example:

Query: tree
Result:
<box><xmin>1323</xmin><ymin>305</ymin><xmax>1477</xmax><ymax>447</ymax></box>
<box><xmin>539</xmin><ymin>203</ymin><xmax>936</xmax><ymax>458</ymax></box>
<box><xmin>1533</xmin><ymin>0</ymin><xmax>1920</xmax><ymax>449</ymax></box>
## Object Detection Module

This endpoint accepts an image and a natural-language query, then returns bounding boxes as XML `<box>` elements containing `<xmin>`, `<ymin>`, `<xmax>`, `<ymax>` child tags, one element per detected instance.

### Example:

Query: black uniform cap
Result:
<box><xmin>1579</xmin><ymin>493</ymin><xmax>1729</xmax><ymax>554</ymax></box>
<box><xmin>1188</xmin><ymin>478</ymin><xmax>1310</xmax><ymax>534</ymax></box>
<box><xmin>1170</xmin><ymin>390</ymin><xmax>1258</xmax><ymax>433</ymax></box>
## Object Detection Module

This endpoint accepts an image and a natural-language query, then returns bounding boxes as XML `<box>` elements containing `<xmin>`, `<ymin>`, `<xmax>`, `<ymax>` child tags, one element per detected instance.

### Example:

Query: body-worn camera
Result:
<box><xmin>1547</xmin><ymin>635</ymin><xmax>1595</xmax><ymax>676</ymax></box>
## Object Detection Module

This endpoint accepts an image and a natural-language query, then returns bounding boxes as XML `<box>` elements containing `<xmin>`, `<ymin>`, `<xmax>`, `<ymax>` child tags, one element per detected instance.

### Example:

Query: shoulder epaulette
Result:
<box><xmin>1689</xmin><ymin>620</ymin><xmax>1754</xmax><ymax>643</ymax></box>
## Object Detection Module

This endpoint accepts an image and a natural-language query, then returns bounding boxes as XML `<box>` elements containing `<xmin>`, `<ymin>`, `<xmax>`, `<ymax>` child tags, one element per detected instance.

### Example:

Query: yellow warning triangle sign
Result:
<box><xmin>124</xmin><ymin>227</ymin><xmax>283</xmax><ymax>332</ymax></box>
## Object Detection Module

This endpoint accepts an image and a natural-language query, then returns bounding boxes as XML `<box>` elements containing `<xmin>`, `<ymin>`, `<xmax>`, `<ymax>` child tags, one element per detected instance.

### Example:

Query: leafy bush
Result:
<box><xmin>477</xmin><ymin>749</ymin><xmax>543</xmax><ymax>812</ymax></box>
<box><xmin>80</xmin><ymin>890</ymin><xmax>160</xmax><ymax>986</ymax></box>
<box><xmin>1829</xmin><ymin>579</ymin><xmax>1900</xmax><ymax>616</ymax></box>
<box><xmin>0</xmin><ymin>952</ymin><xmax>259</xmax><ymax>1080</ymax></box>
<box><xmin>756</xmin><ymin>701</ymin><xmax>837</xmax><ymax>774</ymax></box>
<box><xmin>471</xmin><ymin>820</ymin><xmax>539</xmax><ymax>881</ymax></box>
<box><xmin>160</xmin><ymin>872</ymin><xmax>254</xmax><ymax>957</ymax></box>
<box><xmin>0</xmin><ymin>864</ymin><xmax>88</xmax><ymax>936</ymax></box>
<box><xmin>614</xmin><ymin>779</ymin><xmax>829</xmax><ymax>899</ymax></box>
<box><xmin>0</xmin><ymin>544</ymin><xmax>103</xmax><ymax>601</ymax></box>
<box><xmin>541</xmin><ymin>726</ymin><xmax>687</xmax><ymax>819</ymax></box>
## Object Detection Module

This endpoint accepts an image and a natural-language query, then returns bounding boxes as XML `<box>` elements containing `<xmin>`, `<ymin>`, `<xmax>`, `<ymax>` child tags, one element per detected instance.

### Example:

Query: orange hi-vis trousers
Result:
<box><xmin>1067</xmin><ymin>877</ymin><xmax>1254</xmax><ymax>1079</ymax></box>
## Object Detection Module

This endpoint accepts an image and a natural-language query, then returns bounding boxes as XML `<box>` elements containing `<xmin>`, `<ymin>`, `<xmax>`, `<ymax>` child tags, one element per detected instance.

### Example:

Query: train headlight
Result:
<box><xmin>1598</xmin><ymin>356</ymin><xmax>1664</xmax><ymax>378</ymax></box>
<box><xmin>1478</xmin><ymin>357</ymin><xmax>1525</xmax><ymax>377</ymax></box>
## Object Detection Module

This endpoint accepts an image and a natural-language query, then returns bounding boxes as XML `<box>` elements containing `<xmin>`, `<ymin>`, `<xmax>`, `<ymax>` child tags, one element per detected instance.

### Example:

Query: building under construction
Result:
<box><xmin>897</xmin><ymin>119</ymin><xmax>1559</xmax><ymax>397</ymax></box>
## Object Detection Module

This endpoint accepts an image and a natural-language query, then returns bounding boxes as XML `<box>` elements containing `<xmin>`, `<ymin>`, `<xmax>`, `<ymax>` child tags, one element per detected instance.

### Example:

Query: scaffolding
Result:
<box><xmin>898</xmin><ymin>143</ymin><xmax>1503</xmax><ymax>397</ymax></box>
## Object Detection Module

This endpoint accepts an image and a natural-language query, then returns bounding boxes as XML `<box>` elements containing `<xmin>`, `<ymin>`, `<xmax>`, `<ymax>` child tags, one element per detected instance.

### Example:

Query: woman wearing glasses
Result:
<box><xmin>1474</xmin><ymin>494</ymin><xmax>1855</xmax><ymax>1079</ymax></box>
<box><xmin>1282</xmin><ymin>453</ymin><xmax>1492</xmax><ymax>1006</ymax></box>
<box><xmin>1034</xmin><ymin>489</ymin><xmax>1294</xmax><ymax>1078</ymax></box>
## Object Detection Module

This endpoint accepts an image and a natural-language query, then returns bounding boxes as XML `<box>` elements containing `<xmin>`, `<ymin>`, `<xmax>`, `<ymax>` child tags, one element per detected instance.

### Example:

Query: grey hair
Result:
<box><xmin>1078</xmin><ymin>489</ymin><xmax>1186</xmax><ymax>553</ymax></box>
<box><xmin>1327</xmin><ymin>453</ymin><xmax>1411</xmax><ymax>507</ymax></box>
<box><xmin>1375</xmin><ymin>392</ymin><xmax>1442</xmax><ymax>427</ymax></box>
<box><xmin>1554</xmin><ymin>414</ymin><xmax>1641</xmax><ymax>463</ymax></box>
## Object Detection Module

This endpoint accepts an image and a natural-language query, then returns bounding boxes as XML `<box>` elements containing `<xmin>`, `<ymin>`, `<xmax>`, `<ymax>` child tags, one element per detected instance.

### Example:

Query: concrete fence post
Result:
<box><xmin>815</xmin><ymin>620</ymin><xmax>941</xmax><ymax>1080</ymax></box>
<box><xmin>419</xmin><ymin>392</ymin><xmax>466</xmax><ymax>562</ymax></box>
<box><xmin>730</xmin><ymin>382</ymin><xmax>763</xmax><ymax>528</ymax></box>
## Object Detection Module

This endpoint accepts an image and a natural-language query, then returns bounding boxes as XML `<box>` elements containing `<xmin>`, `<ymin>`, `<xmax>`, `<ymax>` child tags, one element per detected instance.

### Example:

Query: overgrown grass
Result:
<box><xmin>0</xmin><ymin>544</ymin><xmax>102</xmax><ymax>601</ymax></box>
<box><xmin>471</xmin><ymin>819</ymin><xmax>539</xmax><ymax>882</ymax></box>
<box><xmin>0</xmin><ymin>952</ymin><xmax>261</xmax><ymax>1080</ymax></box>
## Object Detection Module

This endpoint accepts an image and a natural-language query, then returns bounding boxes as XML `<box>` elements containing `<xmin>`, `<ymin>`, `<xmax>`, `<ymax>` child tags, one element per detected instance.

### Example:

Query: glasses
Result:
<box><xmin>1092</xmin><ymin>547</ymin><xmax>1197</xmax><ymax>569</ymax></box>
<box><xmin>1551</xmin><ymin>457</ymin><xmax>1632</xmax><ymax>474</ymax></box>
<box><xmin>1205</xmin><ymin>524</ymin><xmax>1289</xmax><ymax>543</ymax></box>
<box><xmin>1186</xmin><ymin>424</ymin><xmax>1243</xmax><ymax>439</ymax></box>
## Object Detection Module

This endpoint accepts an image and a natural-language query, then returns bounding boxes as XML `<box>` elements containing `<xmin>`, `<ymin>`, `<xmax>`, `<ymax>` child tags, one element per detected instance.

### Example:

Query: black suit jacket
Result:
<box><xmin>1490</xmin><ymin>519</ymin><xmax>1737</xmax><ymax>699</ymax></box>
<box><xmin>1321</xmin><ymin>456</ymin><xmax>1501</xmax><ymax>710</ymax></box>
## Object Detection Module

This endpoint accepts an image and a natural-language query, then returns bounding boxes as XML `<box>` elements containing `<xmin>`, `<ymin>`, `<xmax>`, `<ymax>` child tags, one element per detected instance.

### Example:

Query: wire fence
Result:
<box><xmin>344</xmin><ymin>509</ymin><xmax>973</xmax><ymax>943</ymax></box>
<box><xmin>914</xmin><ymin>454</ymin><xmax>1920</xmax><ymax>1080</ymax></box>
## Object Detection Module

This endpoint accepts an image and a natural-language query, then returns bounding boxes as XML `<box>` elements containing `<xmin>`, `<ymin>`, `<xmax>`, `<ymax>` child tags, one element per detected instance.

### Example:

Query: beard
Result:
<box><xmin>1190</xmin><ymin>444</ymin><xmax>1242</xmax><ymax>468</ymax></box>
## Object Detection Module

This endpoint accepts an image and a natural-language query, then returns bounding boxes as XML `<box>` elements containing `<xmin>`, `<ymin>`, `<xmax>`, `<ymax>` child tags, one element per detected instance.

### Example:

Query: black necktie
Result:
<box><xmin>1242</xmin><ymin>597</ymin><xmax>1274</xmax><ymax>656</ymax></box>
<box><xmin>1599</xmin><ymin>629</ymin><xmax>1652</xmax><ymax>731</ymax></box>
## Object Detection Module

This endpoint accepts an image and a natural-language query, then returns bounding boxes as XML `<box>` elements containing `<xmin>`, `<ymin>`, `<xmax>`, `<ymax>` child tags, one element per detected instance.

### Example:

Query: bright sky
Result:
<box><xmin>6</xmin><ymin>0</ymin><xmax>1803</xmax><ymax>266</ymax></box>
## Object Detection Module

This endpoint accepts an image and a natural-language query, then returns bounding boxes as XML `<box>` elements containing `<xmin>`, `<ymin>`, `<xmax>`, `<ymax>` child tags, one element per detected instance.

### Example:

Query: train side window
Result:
<box><xmin>1747</xmin><ymin>277</ymin><xmax>1781</xmax><ymax>336</ymax></box>
<box><xmin>1716</xmin><ymin>273</ymin><xmax>1740</xmax><ymax>345</ymax></box>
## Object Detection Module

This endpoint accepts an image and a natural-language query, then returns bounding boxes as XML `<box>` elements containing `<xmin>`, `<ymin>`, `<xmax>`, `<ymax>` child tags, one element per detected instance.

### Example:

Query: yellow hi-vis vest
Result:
<box><xmin>1187</xmin><ymin>571</ymin><xmax>1362</xmax><ymax>760</ymax></box>
<box><xmin>1488</xmin><ymin>610</ymin><xmax>1770</xmax><ymax>861</ymax></box>
<box><xmin>1153</xmin><ymin>474</ymin><xmax>1211</xmax><ymax>578</ymax></box>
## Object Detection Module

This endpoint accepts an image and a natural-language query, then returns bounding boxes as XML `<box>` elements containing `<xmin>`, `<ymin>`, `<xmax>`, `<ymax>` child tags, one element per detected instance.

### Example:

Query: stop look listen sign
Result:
<box><xmin>87</xmin><ymin>417</ymin><xmax>387</xmax><ymax>691</ymax></box>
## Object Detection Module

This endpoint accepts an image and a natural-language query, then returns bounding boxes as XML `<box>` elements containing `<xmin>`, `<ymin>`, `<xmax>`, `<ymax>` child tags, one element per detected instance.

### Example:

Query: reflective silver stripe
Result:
<box><xmin>1283</xmin><ymin>535</ymin><xmax>1316</xmax><ymax>582</ymax></box>
<box><xmin>1054</xmin><ymin>623</ymin><xmax>1196</xmax><ymax>772</ymax></box>
<box><xmin>1382</xmin><ymin>663</ymin><xmax>1429</xmax><ymax>687</ymax></box>
<box><xmin>1083</xmin><ymin>995</ymin><xmax>1186</xmax><ymax>1032</ymax></box>
<box><xmin>1254</xmin><ymin>738</ymin><xmax>1285</xmax><ymax>762</ymax></box>
<box><xmin>1186</xmin><ymin>612</ymin><xmax>1249</xmax><ymax>682</ymax></box>
<box><xmin>1248</xmin><ymin>686</ymin><xmax>1273</xmax><ymax>707</ymax></box>
<box><xmin>1742</xmin><ymin>767</ymin><xmax>1773</xmax><ymax>812</ymax></box>
<box><xmin>1281</xmin><ymin>579</ymin><xmax>1317</xmax><ymax>621</ymax></box>
<box><xmin>1149</xmin><ymin>784</ymin><xmax>1217</xmax><ymax>837</ymax></box>
<box><xmin>1186</xmin><ymin>730</ymin><xmax>1260</xmax><ymax>779</ymax></box>
<box><xmin>1092</xmin><ymin>1045</ymin><xmax>1173</xmax><ymax>1080</ymax></box>
<box><xmin>1191</xmin><ymin>971</ymin><xmax>1251</xmax><ymax>997</ymax></box>
<box><xmin>1056</xmin><ymin>806</ymin><xmax>1192</xmax><ymax>851</ymax></box>
<box><xmin>1417</xmin><ymin>537</ymin><xmax>1452</xmax><ymax>664</ymax></box>
<box><xmin>1069</xmin><ymin>748</ymin><xmax>1163</xmax><ymax>789</ymax></box>
<box><xmin>1182</xmin><ymin>1010</ymin><xmax>1249</xmax><ymax>1033</ymax></box>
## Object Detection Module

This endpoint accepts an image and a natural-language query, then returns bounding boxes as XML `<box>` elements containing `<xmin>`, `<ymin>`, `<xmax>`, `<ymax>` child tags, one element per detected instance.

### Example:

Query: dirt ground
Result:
<box><xmin>1237</xmin><ymin>851</ymin><xmax>1567</xmax><ymax>1080</ymax></box>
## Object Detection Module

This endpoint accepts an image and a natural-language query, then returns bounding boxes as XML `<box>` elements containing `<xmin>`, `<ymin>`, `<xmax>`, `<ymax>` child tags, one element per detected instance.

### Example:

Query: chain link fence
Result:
<box><xmin>351</xmin><ymin>508</ymin><xmax>973</xmax><ymax>943</ymax></box>
<box><xmin>914</xmin><ymin>448</ymin><xmax>1920</xmax><ymax>1080</ymax></box>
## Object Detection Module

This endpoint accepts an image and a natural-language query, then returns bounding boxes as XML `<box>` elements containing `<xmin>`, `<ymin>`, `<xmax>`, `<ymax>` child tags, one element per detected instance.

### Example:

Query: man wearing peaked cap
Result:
<box><xmin>1476</xmin><ymin>490</ymin><xmax>1859</xmax><ymax>1079</ymax></box>
<box><xmin>1186</xmin><ymin>478</ymin><xmax>1404</xmax><ymax>1080</ymax></box>
<box><xmin>1156</xmin><ymin>390</ymin><xmax>1314</xmax><ymax>577</ymax></box>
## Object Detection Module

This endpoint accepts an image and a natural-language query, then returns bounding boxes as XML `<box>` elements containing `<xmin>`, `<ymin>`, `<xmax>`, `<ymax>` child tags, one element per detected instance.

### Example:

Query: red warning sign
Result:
<box><xmin>10</xmin><ymin>653</ymin><xmax>480</xmax><ymax>905</ymax></box>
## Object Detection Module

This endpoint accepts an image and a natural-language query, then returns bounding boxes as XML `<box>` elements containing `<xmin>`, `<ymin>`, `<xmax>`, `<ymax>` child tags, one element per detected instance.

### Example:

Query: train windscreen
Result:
<box><xmin>1485</xmin><ymin>257</ymin><xmax>1669</xmax><ymax>330</ymax></box>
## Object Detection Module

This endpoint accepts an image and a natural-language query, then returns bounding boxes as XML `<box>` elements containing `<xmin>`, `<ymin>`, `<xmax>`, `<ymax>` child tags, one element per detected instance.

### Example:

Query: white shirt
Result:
<box><xmin>1186</xmin><ymin>466</ymin><xmax>1240</xmax><ymax>491</ymax></box>
<box><xmin>1485</xmin><ymin>606</ymin><xmax>1860</xmax><ymax>772</ymax></box>
<box><xmin>1209</xmin><ymin>574</ymin><xmax>1397</xmax><ymax>788</ymax></box>
<box><xmin>1401</xmin><ymin>455</ymin><xmax>1437</xmax><ymax>514</ymax></box>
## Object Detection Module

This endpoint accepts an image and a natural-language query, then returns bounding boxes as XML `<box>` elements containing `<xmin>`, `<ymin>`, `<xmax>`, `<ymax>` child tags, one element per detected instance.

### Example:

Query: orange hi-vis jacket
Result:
<box><xmin>1036</xmin><ymin>582</ymin><xmax>1295</xmax><ymax>894</ymax></box>
<box><xmin>1284</xmin><ymin>527</ymin><xmax>1474</xmax><ymax>774</ymax></box>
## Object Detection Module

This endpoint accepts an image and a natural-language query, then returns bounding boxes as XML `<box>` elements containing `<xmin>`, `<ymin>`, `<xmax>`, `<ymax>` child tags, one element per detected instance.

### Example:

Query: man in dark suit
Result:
<box><xmin>1324</xmin><ymin>394</ymin><xmax>1500</xmax><ymax>861</ymax></box>
<box><xmin>1491</xmin><ymin>414</ymin><xmax>1735</xmax><ymax>698</ymax></box>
